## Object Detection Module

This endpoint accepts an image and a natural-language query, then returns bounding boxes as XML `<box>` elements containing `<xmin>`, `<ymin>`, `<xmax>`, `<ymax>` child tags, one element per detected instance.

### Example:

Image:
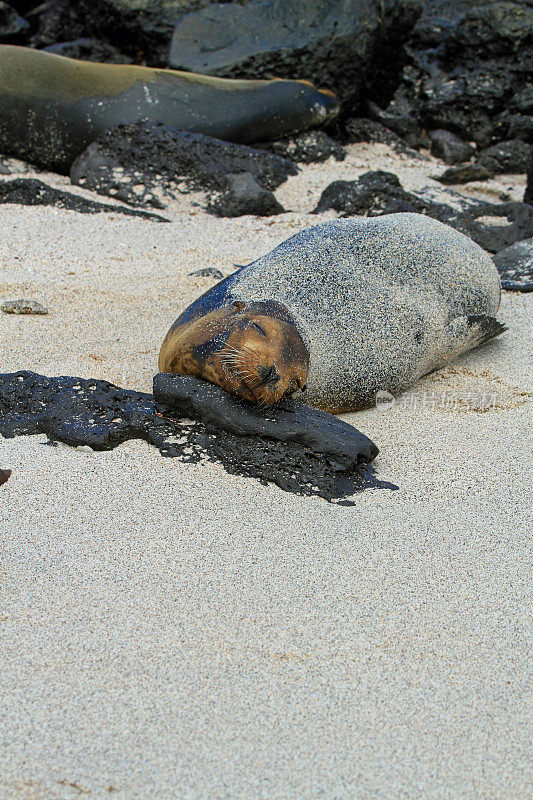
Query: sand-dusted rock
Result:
<box><xmin>1</xmin><ymin>299</ymin><xmax>48</xmax><ymax>315</ymax></box>
<box><xmin>169</xmin><ymin>0</ymin><xmax>422</xmax><ymax>110</ymax></box>
<box><xmin>208</xmin><ymin>173</ymin><xmax>284</xmax><ymax>218</ymax></box>
<box><xmin>478</xmin><ymin>140</ymin><xmax>532</xmax><ymax>175</ymax></box>
<box><xmin>0</xmin><ymin>1</ymin><xmax>28</xmax><ymax>42</ymax></box>
<box><xmin>189</xmin><ymin>268</ymin><xmax>224</xmax><ymax>279</ymax></box>
<box><xmin>70</xmin><ymin>121</ymin><xmax>297</xmax><ymax>209</ymax></box>
<box><xmin>492</xmin><ymin>237</ymin><xmax>533</xmax><ymax>292</ymax></box>
<box><xmin>255</xmin><ymin>131</ymin><xmax>346</xmax><ymax>164</ymax></box>
<box><xmin>436</xmin><ymin>164</ymin><xmax>493</xmax><ymax>185</ymax></box>
<box><xmin>0</xmin><ymin>370</ymin><xmax>391</xmax><ymax>502</ymax></box>
<box><xmin>428</xmin><ymin>129</ymin><xmax>475</xmax><ymax>164</ymax></box>
<box><xmin>0</xmin><ymin>178</ymin><xmax>167</xmax><ymax>220</ymax></box>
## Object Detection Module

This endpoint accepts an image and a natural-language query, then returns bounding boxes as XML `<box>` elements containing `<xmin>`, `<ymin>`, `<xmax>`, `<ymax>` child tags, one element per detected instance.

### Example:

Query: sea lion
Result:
<box><xmin>0</xmin><ymin>45</ymin><xmax>339</xmax><ymax>173</ymax></box>
<box><xmin>159</xmin><ymin>213</ymin><xmax>505</xmax><ymax>413</ymax></box>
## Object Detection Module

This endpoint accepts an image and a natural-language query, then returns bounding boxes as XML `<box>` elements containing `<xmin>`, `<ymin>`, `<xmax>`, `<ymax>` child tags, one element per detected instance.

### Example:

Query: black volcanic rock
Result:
<box><xmin>344</xmin><ymin>118</ymin><xmax>405</xmax><ymax>147</ymax></box>
<box><xmin>70</xmin><ymin>121</ymin><xmax>297</xmax><ymax>209</ymax></box>
<box><xmin>313</xmin><ymin>170</ymin><xmax>533</xmax><ymax>255</ymax></box>
<box><xmin>492</xmin><ymin>237</ymin><xmax>533</xmax><ymax>292</ymax></box>
<box><xmin>255</xmin><ymin>131</ymin><xmax>346</xmax><ymax>164</ymax></box>
<box><xmin>0</xmin><ymin>371</ymin><xmax>394</xmax><ymax>503</ymax></box>
<box><xmin>168</xmin><ymin>0</ymin><xmax>422</xmax><ymax>111</ymax></box>
<box><xmin>208</xmin><ymin>173</ymin><xmax>284</xmax><ymax>218</ymax></box>
<box><xmin>0</xmin><ymin>1</ymin><xmax>28</xmax><ymax>42</ymax></box>
<box><xmin>436</xmin><ymin>164</ymin><xmax>493</xmax><ymax>185</ymax></box>
<box><xmin>478</xmin><ymin>140</ymin><xmax>532</xmax><ymax>175</ymax></box>
<box><xmin>313</xmin><ymin>171</ymin><xmax>429</xmax><ymax>217</ymax></box>
<box><xmin>428</xmin><ymin>129</ymin><xmax>475</xmax><ymax>165</ymax></box>
<box><xmin>44</xmin><ymin>37</ymin><xmax>133</xmax><ymax>64</ymax></box>
<box><xmin>0</xmin><ymin>178</ymin><xmax>167</xmax><ymax>221</ymax></box>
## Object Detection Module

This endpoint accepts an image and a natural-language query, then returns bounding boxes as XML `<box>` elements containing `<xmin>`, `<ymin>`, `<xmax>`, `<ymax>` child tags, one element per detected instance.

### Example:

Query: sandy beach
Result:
<box><xmin>1</xmin><ymin>143</ymin><xmax>531</xmax><ymax>799</ymax></box>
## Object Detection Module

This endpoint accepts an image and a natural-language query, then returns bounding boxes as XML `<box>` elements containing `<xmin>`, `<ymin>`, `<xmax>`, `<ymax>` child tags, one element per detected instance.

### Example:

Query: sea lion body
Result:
<box><xmin>160</xmin><ymin>214</ymin><xmax>504</xmax><ymax>413</ymax></box>
<box><xmin>0</xmin><ymin>45</ymin><xmax>339</xmax><ymax>173</ymax></box>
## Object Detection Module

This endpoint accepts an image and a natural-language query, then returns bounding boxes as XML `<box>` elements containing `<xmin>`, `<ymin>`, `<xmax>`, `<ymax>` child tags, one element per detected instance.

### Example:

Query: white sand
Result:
<box><xmin>0</xmin><ymin>144</ymin><xmax>531</xmax><ymax>799</ymax></box>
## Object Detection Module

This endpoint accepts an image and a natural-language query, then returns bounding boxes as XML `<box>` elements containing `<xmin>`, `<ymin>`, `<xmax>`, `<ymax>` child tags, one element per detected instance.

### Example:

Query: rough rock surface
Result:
<box><xmin>343</xmin><ymin>118</ymin><xmax>406</xmax><ymax>146</ymax></box>
<box><xmin>368</xmin><ymin>1</ymin><xmax>533</xmax><ymax>149</ymax></box>
<box><xmin>478</xmin><ymin>140</ymin><xmax>533</xmax><ymax>175</ymax></box>
<box><xmin>153</xmin><ymin>373</ymin><xmax>379</xmax><ymax>470</ymax></box>
<box><xmin>188</xmin><ymin>268</ymin><xmax>224</xmax><ymax>279</ymax></box>
<box><xmin>493</xmin><ymin>237</ymin><xmax>533</xmax><ymax>292</ymax></box>
<box><xmin>526</xmin><ymin>166</ymin><xmax>533</xmax><ymax>204</ymax></box>
<box><xmin>0</xmin><ymin>467</ymin><xmax>11</xmax><ymax>486</ymax></box>
<box><xmin>0</xmin><ymin>178</ymin><xmax>167</xmax><ymax>220</ymax></box>
<box><xmin>436</xmin><ymin>164</ymin><xmax>493</xmax><ymax>185</ymax></box>
<box><xmin>0</xmin><ymin>1</ymin><xmax>29</xmax><ymax>42</ymax></box>
<box><xmin>169</xmin><ymin>0</ymin><xmax>422</xmax><ymax>110</ymax></box>
<box><xmin>255</xmin><ymin>131</ymin><xmax>346</xmax><ymax>164</ymax></box>
<box><xmin>313</xmin><ymin>170</ymin><xmax>533</xmax><ymax>254</ymax></box>
<box><xmin>208</xmin><ymin>173</ymin><xmax>284</xmax><ymax>218</ymax></box>
<box><xmin>70</xmin><ymin>122</ymin><xmax>297</xmax><ymax>209</ymax></box>
<box><xmin>0</xmin><ymin>371</ymin><xmax>394</xmax><ymax>503</ymax></box>
<box><xmin>428</xmin><ymin>129</ymin><xmax>475</xmax><ymax>164</ymax></box>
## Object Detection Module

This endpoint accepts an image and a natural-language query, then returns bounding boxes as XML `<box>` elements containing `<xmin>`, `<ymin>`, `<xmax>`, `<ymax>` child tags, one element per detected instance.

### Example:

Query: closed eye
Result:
<box><xmin>249</xmin><ymin>321</ymin><xmax>267</xmax><ymax>337</ymax></box>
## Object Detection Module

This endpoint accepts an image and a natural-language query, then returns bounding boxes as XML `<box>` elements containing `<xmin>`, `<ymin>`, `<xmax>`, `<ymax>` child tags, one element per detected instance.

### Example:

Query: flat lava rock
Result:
<box><xmin>70</xmin><ymin>121</ymin><xmax>297</xmax><ymax>210</ymax></box>
<box><xmin>313</xmin><ymin>170</ymin><xmax>533</xmax><ymax>253</ymax></box>
<box><xmin>435</xmin><ymin>164</ymin><xmax>493</xmax><ymax>185</ymax></box>
<box><xmin>0</xmin><ymin>371</ymin><xmax>396</xmax><ymax>503</ymax></box>
<box><xmin>493</xmin><ymin>238</ymin><xmax>533</xmax><ymax>292</ymax></box>
<box><xmin>153</xmin><ymin>373</ymin><xmax>379</xmax><ymax>471</ymax></box>
<box><xmin>0</xmin><ymin>178</ymin><xmax>167</xmax><ymax>221</ymax></box>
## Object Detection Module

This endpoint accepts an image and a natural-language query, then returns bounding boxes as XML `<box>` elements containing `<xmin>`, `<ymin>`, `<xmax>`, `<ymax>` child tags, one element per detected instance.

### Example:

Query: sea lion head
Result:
<box><xmin>159</xmin><ymin>299</ymin><xmax>310</xmax><ymax>406</ymax></box>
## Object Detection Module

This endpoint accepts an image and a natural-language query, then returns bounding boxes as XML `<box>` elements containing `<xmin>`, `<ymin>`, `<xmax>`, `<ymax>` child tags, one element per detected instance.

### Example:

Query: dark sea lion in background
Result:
<box><xmin>0</xmin><ymin>45</ymin><xmax>339</xmax><ymax>173</ymax></box>
<box><xmin>159</xmin><ymin>213</ymin><xmax>506</xmax><ymax>414</ymax></box>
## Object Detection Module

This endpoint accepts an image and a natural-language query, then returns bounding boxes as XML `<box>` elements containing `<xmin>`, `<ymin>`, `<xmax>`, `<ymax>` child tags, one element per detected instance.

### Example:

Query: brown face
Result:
<box><xmin>159</xmin><ymin>300</ymin><xmax>310</xmax><ymax>407</ymax></box>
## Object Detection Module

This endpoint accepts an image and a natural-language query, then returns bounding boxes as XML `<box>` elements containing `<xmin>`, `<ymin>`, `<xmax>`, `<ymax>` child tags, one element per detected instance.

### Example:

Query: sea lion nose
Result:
<box><xmin>259</xmin><ymin>365</ymin><xmax>280</xmax><ymax>384</ymax></box>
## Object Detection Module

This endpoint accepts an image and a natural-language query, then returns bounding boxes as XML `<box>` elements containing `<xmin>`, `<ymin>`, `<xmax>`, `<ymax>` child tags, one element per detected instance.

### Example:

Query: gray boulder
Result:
<box><xmin>168</xmin><ymin>0</ymin><xmax>422</xmax><ymax>109</ymax></box>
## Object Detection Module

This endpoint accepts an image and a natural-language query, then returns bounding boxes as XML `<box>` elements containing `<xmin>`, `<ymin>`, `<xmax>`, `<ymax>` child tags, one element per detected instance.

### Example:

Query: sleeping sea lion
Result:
<box><xmin>0</xmin><ymin>45</ymin><xmax>339</xmax><ymax>173</ymax></box>
<box><xmin>159</xmin><ymin>213</ymin><xmax>506</xmax><ymax>413</ymax></box>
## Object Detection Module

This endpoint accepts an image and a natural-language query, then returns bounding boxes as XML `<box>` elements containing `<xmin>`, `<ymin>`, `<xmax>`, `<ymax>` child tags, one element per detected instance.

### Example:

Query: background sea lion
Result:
<box><xmin>159</xmin><ymin>214</ymin><xmax>505</xmax><ymax>414</ymax></box>
<box><xmin>0</xmin><ymin>45</ymin><xmax>339</xmax><ymax>173</ymax></box>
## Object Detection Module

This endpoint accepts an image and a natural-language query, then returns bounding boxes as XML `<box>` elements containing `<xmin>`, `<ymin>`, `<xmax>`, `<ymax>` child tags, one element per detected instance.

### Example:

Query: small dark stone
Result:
<box><xmin>0</xmin><ymin>468</ymin><xmax>11</xmax><ymax>486</ymax></box>
<box><xmin>0</xmin><ymin>178</ymin><xmax>168</xmax><ymax>221</ymax></box>
<box><xmin>209</xmin><ymin>173</ymin><xmax>284</xmax><ymax>218</ymax></box>
<box><xmin>0</xmin><ymin>370</ymin><xmax>396</xmax><ymax>502</ymax></box>
<box><xmin>27</xmin><ymin>0</ymin><xmax>85</xmax><ymax>49</ymax></box>
<box><xmin>436</xmin><ymin>164</ymin><xmax>493</xmax><ymax>185</ymax></box>
<box><xmin>1</xmin><ymin>299</ymin><xmax>48</xmax><ymax>315</ymax></box>
<box><xmin>478</xmin><ymin>140</ymin><xmax>533</xmax><ymax>175</ymax></box>
<box><xmin>344</xmin><ymin>118</ymin><xmax>405</xmax><ymax>147</ymax></box>
<box><xmin>256</xmin><ymin>132</ymin><xmax>346</xmax><ymax>164</ymax></box>
<box><xmin>492</xmin><ymin>238</ymin><xmax>533</xmax><ymax>292</ymax></box>
<box><xmin>70</xmin><ymin>121</ymin><xmax>297</xmax><ymax>210</ymax></box>
<box><xmin>188</xmin><ymin>268</ymin><xmax>224</xmax><ymax>279</ymax></box>
<box><xmin>505</xmin><ymin>115</ymin><xmax>533</xmax><ymax>144</ymax></box>
<box><xmin>428</xmin><ymin>129</ymin><xmax>475</xmax><ymax>165</ymax></box>
<box><xmin>44</xmin><ymin>37</ymin><xmax>132</xmax><ymax>64</ymax></box>
<box><xmin>366</xmin><ymin>91</ymin><xmax>420</xmax><ymax>148</ymax></box>
<box><xmin>0</xmin><ymin>1</ymin><xmax>29</xmax><ymax>42</ymax></box>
